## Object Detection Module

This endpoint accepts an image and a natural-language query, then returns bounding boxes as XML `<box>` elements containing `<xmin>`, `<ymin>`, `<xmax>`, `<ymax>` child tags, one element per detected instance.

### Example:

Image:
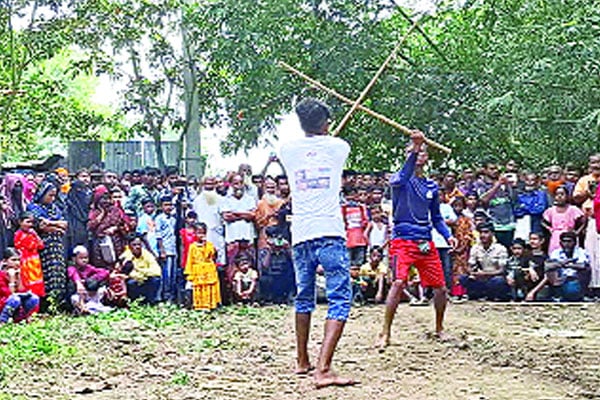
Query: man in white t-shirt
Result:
<box><xmin>280</xmin><ymin>98</ymin><xmax>356</xmax><ymax>389</ymax></box>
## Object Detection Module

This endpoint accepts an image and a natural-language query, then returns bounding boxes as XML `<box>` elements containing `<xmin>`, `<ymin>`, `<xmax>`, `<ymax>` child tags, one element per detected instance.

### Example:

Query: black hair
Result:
<box><xmin>141</xmin><ymin>197</ymin><xmax>155</xmax><ymax>206</ymax></box>
<box><xmin>511</xmin><ymin>238</ymin><xmax>526</xmax><ymax>247</ymax></box>
<box><xmin>186</xmin><ymin>210</ymin><xmax>198</xmax><ymax>219</ymax></box>
<box><xmin>128</xmin><ymin>232</ymin><xmax>145</xmax><ymax>243</ymax></box>
<box><xmin>559</xmin><ymin>231</ymin><xmax>577</xmax><ymax>241</ymax></box>
<box><xmin>145</xmin><ymin>167</ymin><xmax>159</xmax><ymax>176</ymax></box>
<box><xmin>84</xmin><ymin>278</ymin><xmax>101</xmax><ymax>292</ymax></box>
<box><xmin>131</xmin><ymin>169</ymin><xmax>143</xmax><ymax>176</ymax></box>
<box><xmin>19</xmin><ymin>211</ymin><xmax>35</xmax><ymax>222</ymax></box>
<box><xmin>482</xmin><ymin>158</ymin><xmax>497</xmax><ymax>167</ymax></box>
<box><xmin>164</xmin><ymin>165</ymin><xmax>179</xmax><ymax>177</ymax></box>
<box><xmin>295</xmin><ymin>98</ymin><xmax>331</xmax><ymax>134</ymax></box>
<box><xmin>3</xmin><ymin>247</ymin><xmax>19</xmax><ymax>260</ymax></box>
<box><xmin>275</xmin><ymin>174</ymin><xmax>288</xmax><ymax>183</ymax></box>
<box><xmin>370</xmin><ymin>245</ymin><xmax>383</xmax><ymax>256</ymax></box>
<box><xmin>159</xmin><ymin>195</ymin><xmax>173</xmax><ymax>204</ymax></box>
<box><xmin>235</xmin><ymin>254</ymin><xmax>252</xmax><ymax>266</ymax></box>
<box><xmin>476</xmin><ymin>221</ymin><xmax>495</xmax><ymax>232</ymax></box>
<box><xmin>529</xmin><ymin>231</ymin><xmax>544</xmax><ymax>240</ymax></box>
<box><xmin>194</xmin><ymin>222</ymin><xmax>207</xmax><ymax>232</ymax></box>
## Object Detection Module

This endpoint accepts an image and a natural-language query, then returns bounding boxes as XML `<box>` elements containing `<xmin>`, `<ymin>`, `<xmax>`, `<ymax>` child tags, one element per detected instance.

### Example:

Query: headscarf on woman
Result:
<box><xmin>65</xmin><ymin>179</ymin><xmax>92</xmax><ymax>254</ymax></box>
<box><xmin>88</xmin><ymin>185</ymin><xmax>132</xmax><ymax>269</ymax></box>
<box><xmin>26</xmin><ymin>180</ymin><xmax>68</xmax><ymax>311</ymax></box>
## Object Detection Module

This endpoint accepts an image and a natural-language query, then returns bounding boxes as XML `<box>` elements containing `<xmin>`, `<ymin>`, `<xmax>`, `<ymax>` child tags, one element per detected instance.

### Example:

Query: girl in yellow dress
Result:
<box><xmin>184</xmin><ymin>222</ymin><xmax>221</xmax><ymax>310</ymax></box>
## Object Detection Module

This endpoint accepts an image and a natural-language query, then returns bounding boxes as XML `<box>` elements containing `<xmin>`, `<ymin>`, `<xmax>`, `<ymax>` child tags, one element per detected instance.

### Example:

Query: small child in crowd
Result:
<box><xmin>0</xmin><ymin>248</ymin><xmax>40</xmax><ymax>324</ymax></box>
<box><xmin>67</xmin><ymin>246</ymin><xmax>112</xmax><ymax>315</ymax></box>
<box><xmin>184</xmin><ymin>222</ymin><xmax>220</xmax><ymax>311</ymax></box>
<box><xmin>137</xmin><ymin>198</ymin><xmax>158</xmax><ymax>257</ymax></box>
<box><xmin>505</xmin><ymin>238</ymin><xmax>528</xmax><ymax>300</ymax></box>
<box><xmin>232</xmin><ymin>255</ymin><xmax>258</xmax><ymax>303</ymax></box>
<box><xmin>155</xmin><ymin>196</ymin><xmax>178</xmax><ymax>303</ymax></box>
<box><xmin>13</xmin><ymin>212</ymin><xmax>46</xmax><ymax>298</ymax></box>
<box><xmin>180</xmin><ymin>211</ymin><xmax>198</xmax><ymax>270</ymax></box>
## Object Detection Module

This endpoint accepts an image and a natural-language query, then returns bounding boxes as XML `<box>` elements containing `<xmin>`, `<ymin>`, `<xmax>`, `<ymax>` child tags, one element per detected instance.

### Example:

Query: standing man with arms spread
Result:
<box><xmin>280</xmin><ymin>98</ymin><xmax>357</xmax><ymax>389</ymax></box>
<box><xmin>378</xmin><ymin>130</ymin><xmax>457</xmax><ymax>349</ymax></box>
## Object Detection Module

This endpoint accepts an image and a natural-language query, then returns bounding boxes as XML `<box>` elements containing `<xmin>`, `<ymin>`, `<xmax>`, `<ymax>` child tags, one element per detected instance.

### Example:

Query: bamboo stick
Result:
<box><xmin>278</xmin><ymin>61</ymin><xmax>452</xmax><ymax>154</ymax></box>
<box><xmin>331</xmin><ymin>19</ymin><xmax>420</xmax><ymax>137</ymax></box>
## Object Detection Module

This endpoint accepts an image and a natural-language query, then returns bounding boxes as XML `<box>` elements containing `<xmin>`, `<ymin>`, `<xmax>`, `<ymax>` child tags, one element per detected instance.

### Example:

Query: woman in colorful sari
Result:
<box><xmin>88</xmin><ymin>185</ymin><xmax>133</xmax><ymax>269</ymax></box>
<box><xmin>26</xmin><ymin>181</ymin><xmax>68</xmax><ymax>311</ymax></box>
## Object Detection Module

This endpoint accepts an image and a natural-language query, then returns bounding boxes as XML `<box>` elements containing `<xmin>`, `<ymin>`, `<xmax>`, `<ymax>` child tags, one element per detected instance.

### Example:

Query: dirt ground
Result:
<box><xmin>1</xmin><ymin>302</ymin><xmax>599</xmax><ymax>400</ymax></box>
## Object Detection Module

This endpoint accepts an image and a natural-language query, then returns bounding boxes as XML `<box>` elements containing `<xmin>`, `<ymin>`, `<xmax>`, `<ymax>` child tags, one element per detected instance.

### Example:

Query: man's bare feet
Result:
<box><xmin>294</xmin><ymin>364</ymin><xmax>315</xmax><ymax>375</ymax></box>
<box><xmin>314</xmin><ymin>370</ymin><xmax>358</xmax><ymax>389</ymax></box>
<box><xmin>434</xmin><ymin>330</ymin><xmax>454</xmax><ymax>342</ymax></box>
<box><xmin>375</xmin><ymin>332</ymin><xmax>390</xmax><ymax>352</ymax></box>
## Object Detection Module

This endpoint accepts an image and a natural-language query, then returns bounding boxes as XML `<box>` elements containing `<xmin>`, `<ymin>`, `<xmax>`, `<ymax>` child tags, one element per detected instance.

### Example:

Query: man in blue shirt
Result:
<box><xmin>378</xmin><ymin>130</ymin><xmax>457</xmax><ymax>350</ymax></box>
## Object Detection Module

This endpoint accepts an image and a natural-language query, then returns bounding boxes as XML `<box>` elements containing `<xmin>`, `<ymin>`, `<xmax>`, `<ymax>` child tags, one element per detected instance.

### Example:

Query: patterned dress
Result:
<box><xmin>451</xmin><ymin>215</ymin><xmax>474</xmax><ymax>296</ymax></box>
<box><xmin>13</xmin><ymin>229</ymin><xmax>46</xmax><ymax>297</ymax></box>
<box><xmin>185</xmin><ymin>241</ymin><xmax>220</xmax><ymax>310</ymax></box>
<box><xmin>27</xmin><ymin>186</ymin><xmax>67</xmax><ymax>310</ymax></box>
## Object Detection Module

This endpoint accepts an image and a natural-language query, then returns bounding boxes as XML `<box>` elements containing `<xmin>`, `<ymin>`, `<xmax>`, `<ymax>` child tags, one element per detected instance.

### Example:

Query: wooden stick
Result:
<box><xmin>331</xmin><ymin>19</ymin><xmax>420</xmax><ymax>137</ymax></box>
<box><xmin>278</xmin><ymin>61</ymin><xmax>452</xmax><ymax>154</ymax></box>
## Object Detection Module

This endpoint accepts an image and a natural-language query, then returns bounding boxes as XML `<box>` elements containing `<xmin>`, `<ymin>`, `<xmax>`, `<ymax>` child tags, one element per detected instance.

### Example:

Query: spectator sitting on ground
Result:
<box><xmin>460</xmin><ymin>221</ymin><xmax>510</xmax><ymax>301</ymax></box>
<box><xmin>232</xmin><ymin>255</ymin><xmax>258</xmax><ymax>304</ymax></box>
<box><xmin>538</xmin><ymin>231</ymin><xmax>590</xmax><ymax>302</ymax></box>
<box><xmin>358</xmin><ymin>246</ymin><xmax>388</xmax><ymax>303</ymax></box>
<box><xmin>67</xmin><ymin>245</ymin><xmax>111</xmax><ymax>314</ymax></box>
<box><xmin>0</xmin><ymin>248</ymin><xmax>40</xmax><ymax>324</ymax></box>
<box><xmin>119</xmin><ymin>235</ymin><xmax>161</xmax><ymax>305</ymax></box>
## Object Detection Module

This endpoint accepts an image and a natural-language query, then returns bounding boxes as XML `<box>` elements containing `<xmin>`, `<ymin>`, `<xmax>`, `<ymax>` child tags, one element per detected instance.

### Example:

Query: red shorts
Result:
<box><xmin>389</xmin><ymin>238</ymin><xmax>445</xmax><ymax>288</ymax></box>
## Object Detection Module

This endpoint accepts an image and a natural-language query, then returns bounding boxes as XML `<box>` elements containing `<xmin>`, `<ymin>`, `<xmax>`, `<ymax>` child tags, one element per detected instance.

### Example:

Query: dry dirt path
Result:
<box><xmin>1</xmin><ymin>303</ymin><xmax>598</xmax><ymax>400</ymax></box>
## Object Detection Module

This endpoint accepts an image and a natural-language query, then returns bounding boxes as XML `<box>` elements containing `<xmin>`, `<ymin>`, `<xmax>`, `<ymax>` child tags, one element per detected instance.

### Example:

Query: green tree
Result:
<box><xmin>193</xmin><ymin>0</ymin><xmax>600</xmax><ymax>171</ymax></box>
<box><xmin>0</xmin><ymin>0</ymin><xmax>120</xmax><ymax>163</ymax></box>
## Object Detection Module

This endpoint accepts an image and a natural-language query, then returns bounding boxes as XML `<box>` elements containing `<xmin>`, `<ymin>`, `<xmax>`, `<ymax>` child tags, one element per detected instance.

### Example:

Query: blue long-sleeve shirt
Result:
<box><xmin>390</xmin><ymin>152</ymin><xmax>452</xmax><ymax>241</ymax></box>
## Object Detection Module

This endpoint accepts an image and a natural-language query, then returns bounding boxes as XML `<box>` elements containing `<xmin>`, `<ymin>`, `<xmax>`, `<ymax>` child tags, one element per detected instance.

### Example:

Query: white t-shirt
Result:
<box><xmin>431</xmin><ymin>203</ymin><xmax>457</xmax><ymax>249</ymax></box>
<box><xmin>219</xmin><ymin>193</ymin><xmax>257</xmax><ymax>243</ymax></box>
<box><xmin>280</xmin><ymin>135</ymin><xmax>350</xmax><ymax>246</ymax></box>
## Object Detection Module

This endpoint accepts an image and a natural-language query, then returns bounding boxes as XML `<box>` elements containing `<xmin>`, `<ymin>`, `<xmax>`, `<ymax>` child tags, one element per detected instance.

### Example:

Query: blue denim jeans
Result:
<box><xmin>459</xmin><ymin>275</ymin><xmax>511</xmax><ymax>301</ymax></box>
<box><xmin>293</xmin><ymin>237</ymin><xmax>351</xmax><ymax>321</ymax></box>
<box><xmin>160</xmin><ymin>256</ymin><xmax>181</xmax><ymax>302</ymax></box>
<box><xmin>0</xmin><ymin>293</ymin><xmax>39</xmax><ymax>323</ymax></box>
<box><xmin>127</xmin><ymin>277</ymin><xmax>161</xmax><ymax>305</ymax></box>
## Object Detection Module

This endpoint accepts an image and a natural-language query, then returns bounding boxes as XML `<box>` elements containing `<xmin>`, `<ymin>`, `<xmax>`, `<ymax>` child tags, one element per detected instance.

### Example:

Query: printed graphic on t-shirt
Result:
<box><xmin>345</xmin><ymin>207</ymin><xmax>364</xmax><ymax>229</ymax></box>
<box><xmin>295</xmin><ymin>168</ymin><xmax>331</xmax><ymax>191</ymax></box>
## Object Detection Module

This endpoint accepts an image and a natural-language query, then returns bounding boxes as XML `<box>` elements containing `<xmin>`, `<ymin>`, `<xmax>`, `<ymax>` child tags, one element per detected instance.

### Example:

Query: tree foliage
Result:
<box><xmin>2</xmin><ymin>0</ymin><xmax>599</xmax><ymax>171</ymax></box>
<box><xmin>197</xmin><ymin>0</ymin><xmax>600</xmax><ymax>171</ymax></box>
<box><xmin>0</xmin><ymin>1</ymin><xmax>120</xmax><ymax>163</ymax></box>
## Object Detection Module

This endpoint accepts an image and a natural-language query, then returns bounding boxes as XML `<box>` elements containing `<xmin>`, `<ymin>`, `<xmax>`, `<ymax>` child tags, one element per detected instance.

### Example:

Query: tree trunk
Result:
<box><xmin>152</xmin><ymin>130</ymin><xmax>166</xmax><ymax>172</ymax></box>
<box><xmin>181</xmin><ymin>19</ymin><xmax>203</xmax><ymax>177</ymax></box>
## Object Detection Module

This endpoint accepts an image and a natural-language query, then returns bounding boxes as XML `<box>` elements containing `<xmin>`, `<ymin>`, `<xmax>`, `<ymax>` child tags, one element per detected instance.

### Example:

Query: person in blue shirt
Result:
<box><xmin>378</xmin><ymin>130</ymin><xmax>457</xmax><ymax>350</ymax></box>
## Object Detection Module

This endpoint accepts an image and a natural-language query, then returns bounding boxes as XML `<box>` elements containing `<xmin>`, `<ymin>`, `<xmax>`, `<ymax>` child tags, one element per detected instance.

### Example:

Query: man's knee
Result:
<box><xmin>5</xmin><ymin>294</ymin><xmax>21</xmax><ymax>308</ymax></box>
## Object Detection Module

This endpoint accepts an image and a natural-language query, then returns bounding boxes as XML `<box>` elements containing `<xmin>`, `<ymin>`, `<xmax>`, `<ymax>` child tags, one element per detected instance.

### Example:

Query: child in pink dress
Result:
<box><xmin>542</xmin><ymin>186</ymin><xmax>584</xmax><ymax>254</ymax></box>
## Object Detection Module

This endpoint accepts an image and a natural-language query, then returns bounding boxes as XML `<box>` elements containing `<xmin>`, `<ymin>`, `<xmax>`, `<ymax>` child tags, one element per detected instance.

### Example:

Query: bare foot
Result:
<box><xmin>314</xmin><ymin>370</ymin><xmax>358</xmax><ymax>389</ymax></box>
<box><xmin>434</xmin><ymin>330</ymin><xmax>454</xmax><ymax>342</ymax></box>
<box><xmin>294</xmin><ymin>364</ymin><xmax>315</xmax><ymax>375</ymax></box>
<box><xmin>375</xmin><ymin>332</ymin><xmax>390</xmax><ymax>352</ymax></box>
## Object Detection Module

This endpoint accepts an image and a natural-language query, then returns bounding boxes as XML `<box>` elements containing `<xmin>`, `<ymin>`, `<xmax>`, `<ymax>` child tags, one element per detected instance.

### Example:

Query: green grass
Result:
<box><xmin>0</xmin><ymin>303</ymin><xmax>288</xmax><ymax>387</ymax></box>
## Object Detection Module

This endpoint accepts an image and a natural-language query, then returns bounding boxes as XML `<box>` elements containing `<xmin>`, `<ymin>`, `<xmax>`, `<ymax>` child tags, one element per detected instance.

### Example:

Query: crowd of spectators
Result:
<box><xmin>1</xmin><ymin>153</ymin><xmax>600</xmax><ymax>323</ymax></box>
